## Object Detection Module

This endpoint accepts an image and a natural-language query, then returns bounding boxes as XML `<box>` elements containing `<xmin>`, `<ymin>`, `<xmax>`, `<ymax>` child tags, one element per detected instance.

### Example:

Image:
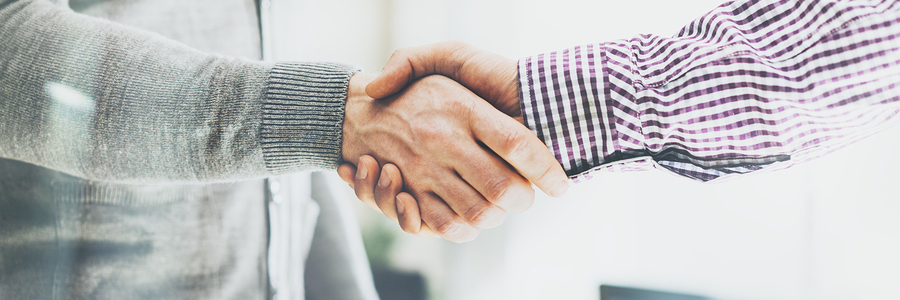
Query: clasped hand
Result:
<box><xmin>339</xmin><ymin>42</ymin><xmax>568</xmax><ymax>242</ymax></box>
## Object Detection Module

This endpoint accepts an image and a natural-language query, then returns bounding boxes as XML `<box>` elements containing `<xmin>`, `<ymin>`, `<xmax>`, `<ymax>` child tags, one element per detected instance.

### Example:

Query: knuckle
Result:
<box><xmin>434</xmin><ymin>219</ymin><xmax>464</xmax><ymax>237</ymax></box>
<box><xmin>537</xmin><ymin>161</ymin><xmax>558</xmax><ymax>183</ymax></box>
<box><xmin>445</xmin><ymin>91</ymin><xmax>478</xmax><ymax>117</ymax></box>
<box><xmin>464</xmin><ymin>204</ymin><xmax>493</xmax><ymax>226</ymax></box>
<box><xmin>483</xmin><ymin>176</ymin><xmax>512</xmax><ymax>203</ymax></box>
<box><xmin>414</xmin><ymin>122</ymin><xmax>446</xmax><ymax>140</ymax></box>
<box><xmin>447</xmin><ymin>98</ymin><xmax>471</xmax><ymax>116</ymax></box>
<box><xmin>499</xmin><ymin>129</ymin><xmax>525</xmax><ymax>158</ymax></box>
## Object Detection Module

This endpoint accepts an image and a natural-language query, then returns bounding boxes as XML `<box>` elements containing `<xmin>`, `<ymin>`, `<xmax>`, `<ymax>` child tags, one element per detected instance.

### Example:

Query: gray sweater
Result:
<box><xmin>0</xmin><ymin>0</ymin><xmax>368</xmax><ymax>299</ymax></box>
<box><xmin>0</xmin><ymin>0</ymin><xmax>352</xmax><ymax>180</ymax></box>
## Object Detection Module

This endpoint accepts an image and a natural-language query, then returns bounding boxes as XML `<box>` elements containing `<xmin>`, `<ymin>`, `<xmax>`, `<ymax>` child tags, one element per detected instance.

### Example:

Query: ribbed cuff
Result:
<box><xmin>260</xmin><ymin>62</ymin><xmax>358</xmax><ymax>173</ymax></box>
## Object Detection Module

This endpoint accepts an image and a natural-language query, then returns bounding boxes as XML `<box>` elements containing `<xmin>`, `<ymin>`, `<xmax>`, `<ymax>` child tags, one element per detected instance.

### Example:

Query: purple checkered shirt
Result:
<box><xmin>520</xmin><ymin>0</ymin><xmax>900</xmax><ymax>182</ymax></box>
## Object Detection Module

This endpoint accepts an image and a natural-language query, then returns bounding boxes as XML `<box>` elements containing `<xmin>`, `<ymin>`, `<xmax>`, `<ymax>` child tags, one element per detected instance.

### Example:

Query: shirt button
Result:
<box><xmin>269</xmin><ymin>180</ymin><xmax>281</xmax><ymax>194</ymax></box>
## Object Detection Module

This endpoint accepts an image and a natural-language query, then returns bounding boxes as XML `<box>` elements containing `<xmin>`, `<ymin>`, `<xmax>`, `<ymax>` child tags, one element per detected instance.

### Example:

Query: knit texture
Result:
<box><xmin>0</xmin><ymin>0</ymin><xmax>355</xmax><ymax>184</ymax></box>
<box><xmin>0</xmin><ymin>0</ymin><xmax>360</xmax><ymax>299</ymax></box>
<box><xmin>263</xmin><ymin>62</ymin><xmax>356</xmax><ymax>172</ymax></box>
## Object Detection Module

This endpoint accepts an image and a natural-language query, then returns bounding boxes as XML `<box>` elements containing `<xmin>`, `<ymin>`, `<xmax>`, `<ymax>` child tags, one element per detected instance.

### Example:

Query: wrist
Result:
<box><xmin>342</xmin><ymin>72</ymin><xmax>377</xmax><ymax>162</ymax></box>
<box><xmin>348</xmin><ymin>72</ymin><xmax>376</xmax><ymax>103</ymax></box>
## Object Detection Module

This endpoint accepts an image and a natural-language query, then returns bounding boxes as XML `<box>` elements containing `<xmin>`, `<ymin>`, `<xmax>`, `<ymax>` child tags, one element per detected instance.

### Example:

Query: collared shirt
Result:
<box><xmin>520</xmin><ymin>0</ymin><xmax>900</xmax><ymax>182</ymax></box>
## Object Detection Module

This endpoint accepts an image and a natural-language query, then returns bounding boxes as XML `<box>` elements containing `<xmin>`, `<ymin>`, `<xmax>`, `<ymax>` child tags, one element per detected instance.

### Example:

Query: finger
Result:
<box><xmin>451</xmin><ymin>141</ymin><xmax>535</xmax><ymax>214</ymax></box>
<box><xmin>374</xmin><ymin>163</ymin><xmax>405</xmax><ymax>222</ymax></box>
<box><xmin>337</xmin><ymin>163</ymin><xmax>357</xmax><ymax>189</ymax></box>
<box><xmin>370</xmin><ymin>164</ymin><xmax>441</xmax><ymax>238</ymax></box>
<box><xmin>431</xmin><ymin>169</ymin><xmax>508</xmax><ymax>228</ymax></box>
<box><xmin>395</xmin><ymin>192</ymin><xmax>421</xmax><ymax>234</ymax></box>
<box><xmin>418</xmin><ymin>192</ymin><xmax>480</xmax><ymax>243</ymax></box>
<box><xmin>353</xmin><ymin>155</ymin><xmax>382</xmax><ymax>211</ymax></box>
<box><xmin>346</xmin><ymin>161</ymin><xmax>437</xmax><ymax>238</ymax></box>
<box><xmin>395</xmin><ymin>193</ymin><xmax>440</xmax><ymax>238</ymax></box>
<box><xmin>367</xmin><ymin>41</ymin><xmax>519</xmax><ymax>108</ymax></box>
<box><xmin>366</xmin><ymin>41</ymin><xmax>470</xmax><ymax>99</ymax></box>
<box><xmin>365</xmin><ymin>53</ymin><xmax>426</xmax><ymax>99</ymax></box>
<box><xmin>469</xmin><ymin>102</ymin><xmax>570</xmax><ymax>198</ymax></box>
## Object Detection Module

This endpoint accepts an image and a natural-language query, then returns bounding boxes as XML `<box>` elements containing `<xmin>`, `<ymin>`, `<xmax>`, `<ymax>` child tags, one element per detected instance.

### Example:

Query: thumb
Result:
<box><xmin>365</xmin><ymin>56</ymin><xmax>422</xmax><ymax>99</ymax></box>
<box><xmin>366</xmin><ymin>41</ymin><xmax>471</xmax><ymax>99</ymax></box>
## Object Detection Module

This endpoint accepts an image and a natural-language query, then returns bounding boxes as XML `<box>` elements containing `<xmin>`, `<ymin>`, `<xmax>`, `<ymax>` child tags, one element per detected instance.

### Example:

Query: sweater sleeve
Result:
<box><xmin>519</xmin><ymin>0</ymin><xmax>900</xmax><ymax>182</ymax></box>
<box><xmin>0</xmin><ymin>0</ymin><xmax>356</xmax><ymax>183</ymax></box>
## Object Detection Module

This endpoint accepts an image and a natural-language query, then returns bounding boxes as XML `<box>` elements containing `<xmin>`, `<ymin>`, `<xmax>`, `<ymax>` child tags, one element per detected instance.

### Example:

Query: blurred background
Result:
<box><xmin>268</xmin><ymin>0</ymin><xmax>900</xmax><ymax>299</ymax></box>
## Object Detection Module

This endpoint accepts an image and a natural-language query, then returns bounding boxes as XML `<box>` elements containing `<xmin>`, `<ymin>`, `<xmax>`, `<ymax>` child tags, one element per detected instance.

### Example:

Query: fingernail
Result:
<box><xmin>549</xmin><ymin>180</ymin><xmax>570</xmax><ymax>197</ymax></box>
<box><xmin>355</xmin><ymin>160</ymin><xmax>368</xmax><ymax>180</ymax></box>
<box><xmin>378</xmin><ymin>168</ymin><xmax>392</xmax><ymax>188</ymax></box>
<box><xmin>396</xmin><ymin>196</ymin><xmax>405</xmax><ymax>217</ymax></box>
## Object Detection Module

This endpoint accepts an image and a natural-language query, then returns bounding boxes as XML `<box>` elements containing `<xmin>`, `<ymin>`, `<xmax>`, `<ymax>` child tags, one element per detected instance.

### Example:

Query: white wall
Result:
<box><xmin>280</xmin><ymin>1</ymin><xmax>900</xmax><ymax>299</ymax></box>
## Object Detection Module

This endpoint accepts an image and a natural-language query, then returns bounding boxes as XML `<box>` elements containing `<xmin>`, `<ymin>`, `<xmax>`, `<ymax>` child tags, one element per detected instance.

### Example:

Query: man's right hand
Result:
<box><xmin>340</xmin><ymin>42</ymin><xmax>570</xmax><ymax>240</ymax></box>
<box><xmin>367</xmin><ymin>41</ymin><xmax>524</xmax><ymax>123</ymax></box>
<box><xmin>341</xmin><ymin>73</ymin><xmax>567</xmax><ymax>242</ymax></box>
<box><xmin>367</xmin><ymin>41</ymin><xmax>569</xmax><ymax>198</ymax></box>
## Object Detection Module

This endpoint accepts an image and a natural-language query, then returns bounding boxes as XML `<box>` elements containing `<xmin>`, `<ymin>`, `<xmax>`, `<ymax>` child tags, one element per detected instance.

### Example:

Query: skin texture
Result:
<box><xmin>341</xmin><ymin>72</ymin><xmax>565</xmax><ymax>242</ymax></box>
<box><xmin>338</xmin><ymin>155</ymin><xmax>438</xmax><ymax>237</ymax></box>
<box><xmin>340</xmin><ymin>42</ymin><xmax>569</xmax><ymax>240</ymax></box>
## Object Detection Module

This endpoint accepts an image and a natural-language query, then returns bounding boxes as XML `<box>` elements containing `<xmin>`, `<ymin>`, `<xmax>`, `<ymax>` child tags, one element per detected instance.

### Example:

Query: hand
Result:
<box><xmin>341</xmin><ymin>73</ymin><xmax>567</xmax><ymax>242</ymax></box>
<box><xmin>341</xmin><ymin>43</ymin><xmax>569</xmax><ymax>239</ymax></box>
<box><xmin>366</xmin><ymin>41</ymin><xmax>522</xmax><ymax>123</ymax></box>
<box><xmin>337</xmin><ymin>155</ymin><xmax>437</xmax><ymax>238</ymax></box>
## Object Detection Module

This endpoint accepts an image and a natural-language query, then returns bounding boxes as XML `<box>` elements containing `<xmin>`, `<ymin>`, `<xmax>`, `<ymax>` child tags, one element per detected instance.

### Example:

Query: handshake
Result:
<box><xmin>337</xmin><ymin>41</ymin><xmax>569</xmax><ymax>243</ymax></box>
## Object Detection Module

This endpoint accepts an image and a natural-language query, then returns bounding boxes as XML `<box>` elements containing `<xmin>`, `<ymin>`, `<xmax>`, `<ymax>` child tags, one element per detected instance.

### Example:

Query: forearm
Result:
<box><xmin>520</xmin><ymin>0</ymin><xmax>900</xmax><ymax>182</ymax></box>
<box><xmin>0</xmin><ymin>0</ymin><xmax>355</xmax><ymax>183</ymax></box>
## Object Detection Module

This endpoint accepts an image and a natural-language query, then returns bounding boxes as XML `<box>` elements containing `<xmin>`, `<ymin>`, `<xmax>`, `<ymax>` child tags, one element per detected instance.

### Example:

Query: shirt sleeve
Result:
<box><xmin>0</xmin><ymin>0</ymin><xmax>356</xmax><ymax>183</ymax></box>
<box><xmin>519</xmin><ymin>0</ymin><xmax>900</xmax><ymax>182</ymax></box>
